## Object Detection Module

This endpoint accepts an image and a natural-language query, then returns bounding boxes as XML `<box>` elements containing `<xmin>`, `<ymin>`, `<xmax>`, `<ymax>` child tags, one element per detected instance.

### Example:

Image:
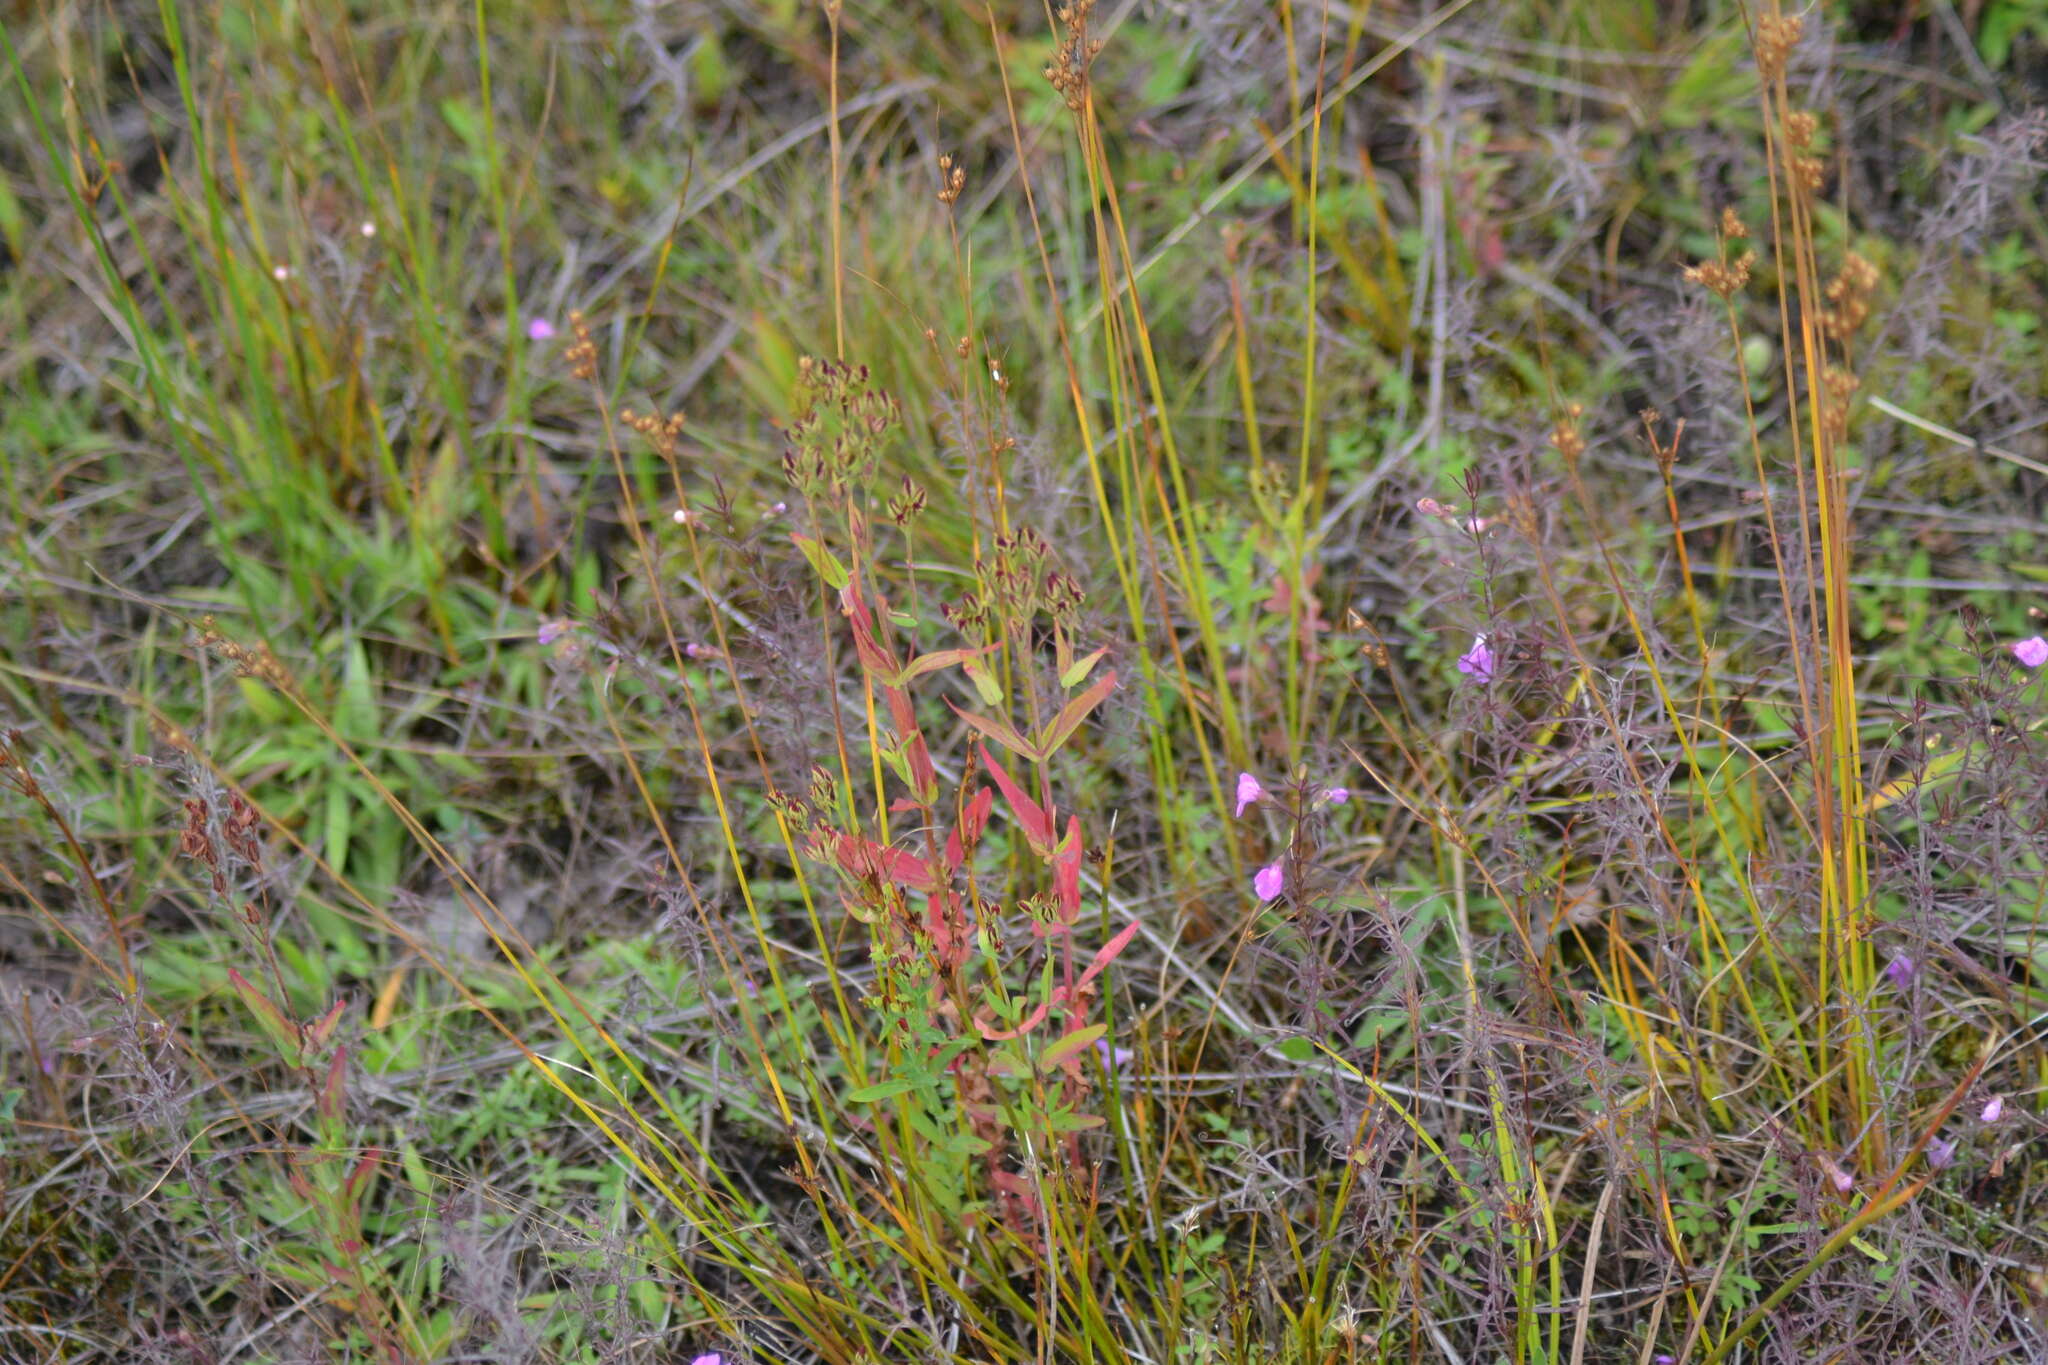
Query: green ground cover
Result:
<box><xmin>3</xmin><ymin>1</ymin><xmax>2047</xmax><ymax>1360</ymax></box>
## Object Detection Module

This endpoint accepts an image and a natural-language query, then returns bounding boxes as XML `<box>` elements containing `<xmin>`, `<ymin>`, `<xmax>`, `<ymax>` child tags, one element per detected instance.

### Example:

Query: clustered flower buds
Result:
<box><xmin>565</xmin><ymin>312</ymin><xmax>599</xmax><ymax>381</ymax></box>
<box><xmin>936</xmin><ymin>153</ymin><xmax>966</xmax><ymax>206</ymax></box>
<box><xmin>623</xmin><ymin>406</ymin><xmax>688</xmax><ymax>459</ymax></box>
<box><xmin>1753</xmin><ymin>13</ymin><xmax>1802</xmax><ymax>82</ymax></box>
<box><xmin>780</xmin><ymin>357</ymin><xmax>902</xmax><ymax>498</ymax></box>
<box><xmin>1044</xmin><ymin>0</ymin><xmax>1103</xmax><ymax>113</ymax></box>
<box><xmin>1684</xmin><ymin>249</ymin><xmax>1755</xmax><ymax>299</ymax></box>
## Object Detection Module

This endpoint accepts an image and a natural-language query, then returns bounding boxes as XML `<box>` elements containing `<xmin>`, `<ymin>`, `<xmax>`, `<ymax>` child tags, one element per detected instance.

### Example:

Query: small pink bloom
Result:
<box><xmin>691</xmin><ymin>1356</ymin><xmax>723</xmax><ymax>1365</ymax></box>
<box><xmin>1235</xmin><ymin>772</ymin><xmax>1264</xmax><ymax>817</ymax></box>
<box><xmin>1926</xmin><ymin>1136</ymin><xmax>1956</xmax><ymax>1170</ymax></box>
<box><xmin>526</xmin><ymin>317</ymin><xmax>556</xmax><ymax>342</ymax></box>
<box><xmin>537</xmin><ymin>619</ymin><xmax>573</xmax><ymax>645</ymax></box>
<box><xmin>1884</xmin><ymin>954</ymin><xmax>1914</xmax><ymax>991</ymax></box>
<box><xmin>1416</xmin><ymin>497</ymin><xmax>1456</xmax><ymax>519</ymax></box>
<box><xmin>1457</xmin><ymin>633</ymin><xmax>1497</xmax><ymax>684</ymax></box>
<box><xmin>2012</xmin><ymin>636</ymin><xmax>2048</xmax><ymax>668</ymax></box>
<box><xmin>1253</xmin><ymin>861</ymin><xmax>1284</xmax><ymax>902</ymax></box>
<box><xmin>1981</xmin><ymin>1094</ymin><xmax>2004</xmax><ymax>1123</ymax></box>
<box><xmin>1323</xmin><ymin>786</ymin><xmax>1350</xmax><ymax>805</ymax></box>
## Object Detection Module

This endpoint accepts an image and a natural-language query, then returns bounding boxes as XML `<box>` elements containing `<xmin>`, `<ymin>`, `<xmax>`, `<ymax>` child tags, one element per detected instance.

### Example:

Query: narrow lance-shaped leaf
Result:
<box><xmin>1036</xmin><ymin>669</ymin><xmax>1117</xmax><ymax>757</ymax></box>
<box><xmin>790</xmin><ymin>532</ymin><xmax>849</xmax><ymax>590</ymax></box>
<box><xmin>978</xmin><ymin>743</ymin><xmax>1054</xmax><ymax>853</ymax></box>
<box><xmin>1038</xmin><ymin>1023</ymin><xmax>1107</xmax><ymax>1073</ymax></box>
<box><xmin>952</xmin><ymin>702</ymin><xmax>1040</xmax><ymax>764</ymax></box>
<box><xmin>228</xmin><ymin>967</ymin><xmax>303</xmax><ymax>1066</ymax></box>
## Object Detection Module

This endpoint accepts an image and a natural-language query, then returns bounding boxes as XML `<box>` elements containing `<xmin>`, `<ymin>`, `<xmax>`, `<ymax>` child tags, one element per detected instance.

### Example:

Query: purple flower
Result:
<box><xmin>1926</xmin><ymin>1136</ymin><xmax>1956</xmax><ymax>1170</ymax></box>
<box><xmin>1094</xmin><ymin>1039</ymin><xmax>1135</xmax><ymax>1070</ymax></box>
<box><xmin>2012</xmin><ymin>636</ymin><xmax>2048</xmax><ymax>668</ymax></box>
<box><xmin>1253</xmin><ymin>861</ymin><xmax>1284</xmax><ymax>902</ymax></box>
<box><xmin>691</xmin><ymin>1355</ymin><xmax>723</xmax><ymax>1365</ymax></box>
<box><xmin>1235</xmin><ymin>772</ymin><xmax>1264</xmax><ymax>817</ymax></box>
<box><xmin>537</xmin><ymin>619</ymin><xmax>572</xmax><ymax>645</ymax></box>
<box><xmin>1981</xmin><ymin>1094</ymin><xmax>2004</xmax><ymax>1123</ymax></box>
<box><xmin>1884</xmin><ymin>954</ymin><xmax>1914</xmax><ymax>991</ymax></box>
<box><xmin>1457</xmin><ymin>633</ymin><xmax>1497</xmax><ymax>684</ymax></box>
<box><xmin>1654</xmin><ymin>1356</ymin><xmax>1677</xmax><ymax>1364</ymax></box>
<box><xmin>1322</xmin><ymin>786</ymin><xmax>1350</xmax><ymax>805</ymax></box>
<box><xmin>526</xmin><ymin>317</ymin><xmax>557</xmax><ymax>342</ymax></box>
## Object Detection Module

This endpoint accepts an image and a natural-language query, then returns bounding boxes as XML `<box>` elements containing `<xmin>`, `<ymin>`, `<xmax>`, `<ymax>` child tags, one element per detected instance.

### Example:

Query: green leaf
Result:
<box><xmin>791</xmin><ymin>533</ymin><xmax>849</xmax><ymax>590</ymax></box>
<box><xmin>227</xmin><ymin>967</ymin><xmax>304</xmax><ymax>1066</ymax></box>
<box><xmin>846</xmin><ymin>1078</ymin><xmax>918</xmax><ymax>1104</ymax></box>
<box><xmin>1038</xmin><ymin>1024</ymin><xmax>1106</xmax><ymax>1072</ymax></box>
<box><xmin>1058</xmin><ymin>646</ymin><xmax>1108</xmax><ymax>690</ymax></box>
<box><xmin>1035</xmin><ymin>669</ymin><xmax>1117</xmax><ymax>756</ymax></box>
<box><xmin>962</xmin><ymin>656</ymin><xmax>1004</xmax><ymax>705</ymax></box>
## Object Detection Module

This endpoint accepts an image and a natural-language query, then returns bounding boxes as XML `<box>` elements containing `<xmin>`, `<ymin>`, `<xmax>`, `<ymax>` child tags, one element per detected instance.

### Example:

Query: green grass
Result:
<box><xmin>4</xmin><ymin>1</ymin><xmax>2048</xmax><ymax>1361</ymax></box>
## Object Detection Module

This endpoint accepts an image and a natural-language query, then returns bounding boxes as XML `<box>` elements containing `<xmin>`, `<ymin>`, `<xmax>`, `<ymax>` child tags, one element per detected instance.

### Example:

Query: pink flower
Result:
<box><xmin>537</xmin><ymin>619</ymin><xmax>573</xmax><ymax>645</ymax></box>
<box><xmin>1323</xmin><ymin>787</ymin><xmax>1349</xmax><ymax>805</ymax></box>
<box><xmin>1457</xmin><ymin>633</ymin><xmax>1496</xmax><ymax>684</ymax></box>
<box><xmin>1981</xmin><ymin>1094</ymin><xmax>2004</xmax><ymax>1123</ymax></box>
<box><xmin>1926</xmin><ymin>1136</ymin><xmax>1956</xmax><ymax>1170</ymax></box>
<box><xmin>1253</xmin><ymin>861</ymin><xmax>1284</xmax><ymax>901</ymax></box>
<box><xmin>691</xmin><ymin>1356</ymin><xmax>723</xmax><ymax>1365</ymax></box>
<box><xmin>1884</xmin><ymin>954</ymin><xmax>1914</xmax><ymax>991</ymax></box>
<box><xmin>526</xmin><ymin>317</ymin><xmax>556</xmax><ymax>342</ymax></box>
<box><xmin>2012</xmin><ymin>636</ymin><xmax>2048</xmax><ymax>668</ymax></box>
<box><xmin>1235</xmin><ymin>772</ymin><xmax>1264</xmax><ymax>817</ymax></box>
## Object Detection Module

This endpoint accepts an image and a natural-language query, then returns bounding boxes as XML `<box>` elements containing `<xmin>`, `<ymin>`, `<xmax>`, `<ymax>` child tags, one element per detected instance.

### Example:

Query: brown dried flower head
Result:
<box><xmin>622</xmin><ymin>407</ymin><xmax>687</xmax><ymax>459</ymax></box>
<box><xmin>565</xmin><ymin>311</ymin><xmax>599</xmax><ymax>382</ymax></box>
<box><xmin>1044</xmin><ymin>0</ymin><xmax>1101</xmax><ymax>113</ymax></box>
<box><xmin>936</xmin><ymin>154</ymin><xmax>966</xmax><ymax>207</ymax></box>
<box><xmin>1754</xmin><ymin>14</ymin><xmax>1803</xmax><ymax>82</ymax></box>
<box><xmin>1683</xmin><ymin>249</ymin><xmax>1756</xmax><ymax>299</ymax></box>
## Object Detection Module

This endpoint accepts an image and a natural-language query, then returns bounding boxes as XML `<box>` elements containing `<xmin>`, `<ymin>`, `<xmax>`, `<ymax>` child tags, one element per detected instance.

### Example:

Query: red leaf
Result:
<box><xmin>316</xmin><ymin>1047</ymin><xmax>348</xmax><ymax>1127</ymax></box>
<box><xmin>1053</xmin><ymin>815</ymin><xmax>1083</xmax><ymax>924</ymax></box>
<box><xmin>1074</xmin><ymin>920</ymin><xmax>1141</xmax><ymax>994</ymax></box>
<box><xmin>979</xmin><ymin>745</ymin><xmax>1054</xmax><ymax>853</ymax></box>
<box><xmin>943</xmin><ymin>786</ymin><xmax>994</xmax><ymax>872</ymax></box>
<box><xmin>837</xmin><ymin>583</ymin><xmax>902</xmax><ymax>680</ymax></box>
<box><xmin>950</xmin><ymin>701</ymin><xmax>1039</xmax><ymax>762</ymax></box>
<box><xmin>835</xmin><ymin>833</ymin><xmax>935</xmax><ymax>892</ymax></box>
<box><xmin>975</xmin><ymin>994</ymin><xmax>1054</xmax><ymax>1041</ymax></box>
